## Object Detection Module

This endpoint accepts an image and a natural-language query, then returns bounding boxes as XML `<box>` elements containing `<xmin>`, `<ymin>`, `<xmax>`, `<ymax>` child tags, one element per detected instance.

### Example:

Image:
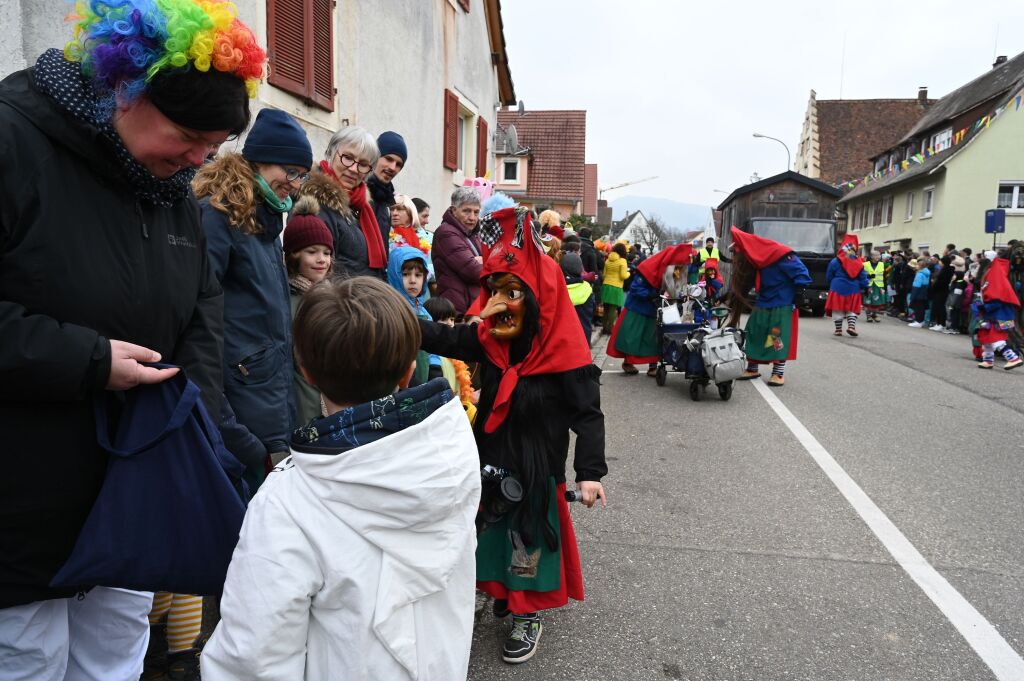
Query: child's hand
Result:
<box><xmin>577</xmin><ymin>481</ymin><xmax>607</xmax><ymax>508</ymax></box>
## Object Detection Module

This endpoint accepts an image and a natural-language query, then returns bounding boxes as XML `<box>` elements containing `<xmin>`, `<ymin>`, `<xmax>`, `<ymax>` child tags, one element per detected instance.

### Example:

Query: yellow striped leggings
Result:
<box><xmin>148</xmin><ymin>593</ymin><xmax>202</xmax><ymax>653</ymax></box>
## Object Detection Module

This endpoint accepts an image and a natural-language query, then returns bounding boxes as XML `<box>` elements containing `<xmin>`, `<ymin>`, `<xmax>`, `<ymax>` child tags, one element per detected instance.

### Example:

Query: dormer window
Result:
<box><xmin>930</xmin><ymin>127</ymin><xmax>953</xmax><ymax>153</ymax></box>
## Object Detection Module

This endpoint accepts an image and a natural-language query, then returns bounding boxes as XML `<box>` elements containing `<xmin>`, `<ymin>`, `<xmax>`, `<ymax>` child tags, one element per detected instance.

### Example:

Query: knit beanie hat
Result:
<box><xmin>243</xmin><ymin>109</ymin><xmax>313</xmax><ymax>169</ymax></box>
<box><xmin>283</xmin><ymin>197</ymin><xmax>333</xmax><ymax>254</ymax></box>
<box><xmin>561</xmin><ymin>252</ymin><xmax>584</xmax><ymax>278</ymax></box>
<box><xmin>377</xmin><ymin>131</ymin><xmax>408</xmax><ymax>162</ymax></box>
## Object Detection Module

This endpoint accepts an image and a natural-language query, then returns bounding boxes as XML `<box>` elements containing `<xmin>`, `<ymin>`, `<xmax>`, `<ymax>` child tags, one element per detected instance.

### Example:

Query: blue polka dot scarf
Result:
<box><xmin>33</xmin><ymin>49</ymin><xmax>194</xmax><ymax>207</ymax></box>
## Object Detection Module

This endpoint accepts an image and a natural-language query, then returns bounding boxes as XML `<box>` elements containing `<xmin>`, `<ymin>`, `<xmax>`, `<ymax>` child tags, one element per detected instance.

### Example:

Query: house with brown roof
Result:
<box><xmin>837</xmin><ymin>53</ymin><xmax>1024</xmax><ymax>254</ymax></box>
<box><xmin>795</xmin><ymin>89</ymin><xmax>933</xmax><ymax>186</ymax></box>
<box><xmin>494</xmin><ymin>109</ymin><xmax>587</xmax><ymax>217</ymax></box>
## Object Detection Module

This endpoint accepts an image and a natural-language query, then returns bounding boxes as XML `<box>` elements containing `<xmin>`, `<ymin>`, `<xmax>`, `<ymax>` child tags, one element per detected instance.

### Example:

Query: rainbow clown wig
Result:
<box><xmin>64</xmin><ymin>0</ymin><xmax>265</xmax><ymax>106</ymax></box>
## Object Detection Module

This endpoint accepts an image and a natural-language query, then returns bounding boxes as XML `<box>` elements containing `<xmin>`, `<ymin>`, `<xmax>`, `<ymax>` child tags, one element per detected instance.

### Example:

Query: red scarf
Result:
<box><xmin>392</xmin><ymin>224</ymin><xmax>426</xmax><ymax>253</ymax></box>
<box><xmin>318</xmin><ymin>161</ymin><xmax>387</xmax><ymax>269</ymax></box>
<box><xmin>475</xmin><ymin>208</ymin><xmax>593</xmax><ymax>434</ymax></box>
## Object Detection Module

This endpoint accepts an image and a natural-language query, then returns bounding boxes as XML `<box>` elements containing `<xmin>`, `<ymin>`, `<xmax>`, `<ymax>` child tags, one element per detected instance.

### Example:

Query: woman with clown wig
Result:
<box><xmin>0</xmin><ymin>0</ymin><xmax>264</xmax><ymax>678</ymax></box>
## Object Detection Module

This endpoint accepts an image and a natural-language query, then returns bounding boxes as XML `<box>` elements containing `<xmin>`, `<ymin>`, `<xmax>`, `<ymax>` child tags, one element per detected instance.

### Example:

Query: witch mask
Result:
<box><xmin>480</xmin><ymin>273</ymin><xmax>528</xmax><ymax>339</ymax></box>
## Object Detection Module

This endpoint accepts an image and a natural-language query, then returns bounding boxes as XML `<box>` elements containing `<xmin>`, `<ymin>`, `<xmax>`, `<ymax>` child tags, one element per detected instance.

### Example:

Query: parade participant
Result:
<box><xmin>0</xmin><ymin>0</ymin><xmax>263</xmax><ymax>677</ymax></box>
<box><xmin>195</xmin><ymin>107</ymin><xmax>310</xmax><ymax>488</ymax></box>
<box><xmin>974</xmin><ymin>256</ymin><xmax>1023</xmax><ymax>370</ymax></box>
<box><xmin>418</xmin><ymin>205</ymin><xmax>607</xmax><ymax>664</ymax></box>
<box><xmin>607</xmin><ymin>243</ymin><xmax>696</xmax><ymax>376</ymax></box>
<box><xmin>283</xmin><ymin>196</ymin><xmax>334</xmax><ymax>425</ymax></box>
<box><xmin>825</xmin><ymin>234</ymin><xmax>868</xmax><ymax>337</ymax></box>
<box><xmin>601</xmin><ymin>242</ymin><xmax>630</xmax><ymax>335</ymax></box>
<box><xmin>202</xmin><ymin>278</ymin><xmax>481</xmax><ymax>680</ymax></box>
<box><xmin>863</xmin><ymin>251</ymin><xmax>888</xmax><ymax>323</ymax></box>
<box><xmin>728</xmin><ymin>227</ymin><xmax>812</xmax><ymax>387</ymax></box>
<box><xmin>697</xmin><ymin>258</ymin><xmax>726</xmax><ymax>326</ymax></box>
<box><xmin>367</xmin><ymin>130</ymin><xmax>407</xmax><ymax>245</ymax></box>
<box><xmin>297</xmin><ymin>126</ymin><xmax>386</xmax><ymax>279</ymax></box>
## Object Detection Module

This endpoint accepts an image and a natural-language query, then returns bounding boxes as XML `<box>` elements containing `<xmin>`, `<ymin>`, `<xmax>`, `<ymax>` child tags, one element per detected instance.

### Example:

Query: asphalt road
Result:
<box><xmin>467</xmin><ymin>314</ymin><xmax>1024</xmax><ymax>680</ymax></box>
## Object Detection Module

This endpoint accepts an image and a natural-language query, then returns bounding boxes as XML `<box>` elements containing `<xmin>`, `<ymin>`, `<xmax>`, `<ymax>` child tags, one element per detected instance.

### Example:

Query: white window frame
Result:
<box><xmin>905</xmin><ymin>192</ymin><xmax>914</xmax><ymax>221</ymax></box>
<box><xmin>502</xmin><ymin>159</ymin><xmax>519</xmax><ymax>183</ymax></box>
<box><xmin>997</xmin><ymin>181</ymin><xmax>1024</xmax><ymax>212</ymax></box>
<box><xmin>922</xmin><ymin>186</ymin><xmax>935</xmax><ymax>218</ymax></box>
<box><xmin>930</xmin><ymin>128</ymin><xmax>953</xmax><ymax>153</ymax></box>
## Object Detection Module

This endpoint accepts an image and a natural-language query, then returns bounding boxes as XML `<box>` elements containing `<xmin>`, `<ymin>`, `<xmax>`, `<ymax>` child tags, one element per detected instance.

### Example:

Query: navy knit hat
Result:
<box><xmin>242</xmin><ymin>109</ymin><xmax>313</xmax><ymax>169</ymax></box>
<box><xmin>377</xmin><ymin>131</ymin><xmax>408</xmax><ymax>162</ymax></box>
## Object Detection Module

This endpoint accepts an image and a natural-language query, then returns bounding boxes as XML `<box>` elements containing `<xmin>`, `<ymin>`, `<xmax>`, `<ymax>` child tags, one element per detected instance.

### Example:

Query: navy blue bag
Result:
<box><xmin>51</xmin><ymin>367</ymin><xmax>248</xmax><ymax>595</ymax></box>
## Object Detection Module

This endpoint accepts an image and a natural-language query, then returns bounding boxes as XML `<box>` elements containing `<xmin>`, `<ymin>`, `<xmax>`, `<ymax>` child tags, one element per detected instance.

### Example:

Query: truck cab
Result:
<box><xmin>744</xmin><ymin>217</ymin><xmax>836</xmax><ymax>316</ymax></box>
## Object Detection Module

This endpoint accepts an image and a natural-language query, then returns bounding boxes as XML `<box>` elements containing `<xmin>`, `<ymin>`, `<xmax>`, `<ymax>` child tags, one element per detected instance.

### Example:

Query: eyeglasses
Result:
<box><xmin>336</xmin><ymin>152</ymin><xmax>373</xmax><ymax>174</ymax></box>
<box><xmin>281</xmin><ymin>166</ymin><xmax>311</xmax><ymax>184</ymax></box>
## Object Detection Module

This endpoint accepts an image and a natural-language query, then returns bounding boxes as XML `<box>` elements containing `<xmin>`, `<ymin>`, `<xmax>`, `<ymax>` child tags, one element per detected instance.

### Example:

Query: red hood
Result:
<box><xmin>474</xmin><ymin>207</ymin><xmax>593</xmax><ymax>433</ymax></box>
<box><xmin>729</xmin><ymin>227</ymin><xmax>792</xmax><ymax>269</ymax></box>
<box><xmin>637</xmin><ymin>243</ymin><xmax>694</xmax><ymax>285</ymax></box>
<box><xmin>837</xmin><ymin>234</ymin><xmax>864</xmax><ymax>278</ymax></box>
<box><xmin>982</xmin><ymin>258</ymin><xmax>1020</xmax><ymax>307</ymax></box>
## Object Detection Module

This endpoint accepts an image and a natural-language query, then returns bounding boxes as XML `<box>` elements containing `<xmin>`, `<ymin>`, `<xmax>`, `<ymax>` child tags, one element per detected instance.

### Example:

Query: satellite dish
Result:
<box><xmin>506</xmin><ymin>124</ymin><xmax>519</xmax><ymax>153</ymax></box>
<box><xmin>517</xmin><ymin>99</ymin><xmax>525</xmax><ymax>115</ymax></box>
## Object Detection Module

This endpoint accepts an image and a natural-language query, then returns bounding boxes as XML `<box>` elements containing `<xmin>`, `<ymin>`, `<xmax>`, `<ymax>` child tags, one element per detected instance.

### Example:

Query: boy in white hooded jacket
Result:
<box><xmin>202</xmin><ymin>277</ymin><xmax>481</xmax><ymax>680</ymax></box>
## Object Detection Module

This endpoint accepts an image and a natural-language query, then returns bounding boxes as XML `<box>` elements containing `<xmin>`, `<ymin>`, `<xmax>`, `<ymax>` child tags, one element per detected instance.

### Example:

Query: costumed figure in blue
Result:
<box><xmin>825</xmin><ymin>234</ymin><xmax>869</xmax><ymax>337</ymax></box>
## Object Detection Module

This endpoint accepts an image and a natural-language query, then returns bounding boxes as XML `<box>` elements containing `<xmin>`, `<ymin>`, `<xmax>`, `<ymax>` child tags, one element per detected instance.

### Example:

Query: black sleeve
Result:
<box><xmin>171</xmin><ymin>215</ymin><xmax>225</xmax><ymax>420</ymax></box>
<box><xmin>565</xmin><ymin>365</ymin><xmax>607</xmax><ymax>483</ymax></box>
<box><xmin>418</xmin><ymin>318</ymin><xmax>486</xmax><ymax>363</ymax></box>
<box><xmin>717</xmin><ymin>251</ymin><xmax>732</xmax><ymax>263</ymax></box>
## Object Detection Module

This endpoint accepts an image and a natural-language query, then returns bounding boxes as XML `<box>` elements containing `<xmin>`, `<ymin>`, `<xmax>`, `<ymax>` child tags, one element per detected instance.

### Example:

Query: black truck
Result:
<box><xmin>715</xmin><ymin>171</ymin><xmax>842</xmax><ymax>316</ymax></box>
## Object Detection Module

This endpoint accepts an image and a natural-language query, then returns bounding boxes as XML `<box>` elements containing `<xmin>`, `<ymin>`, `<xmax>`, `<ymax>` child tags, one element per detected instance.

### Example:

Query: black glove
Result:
<box><xmin>792</xmin><ymin>287</ymin><xmax>806</xmax><ymax>305</ymax></box>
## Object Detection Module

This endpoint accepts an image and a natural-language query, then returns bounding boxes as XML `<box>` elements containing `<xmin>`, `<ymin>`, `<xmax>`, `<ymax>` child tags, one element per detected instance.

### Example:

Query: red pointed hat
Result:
<box><xmin>837</xmin><ymin>234</ymin><xmax>864</xmax><ymax>278</ymax></box>
<box><xmin>982</xmin><ymin>257</ymin><xmax>1020</xmax><ymax>307</ymax></box>
<box><xmin>474</xmin><ymin>207</ymin><xmax>593</xmax><ymax>433</ymax></box>
<box><xmin>729</xmin><ymin>227</ymin><xmax>792</xmax><ymax>269</ymax></box>
<box><xmin>637</xmin><ymin>243</ymin><xmax>694</xmax><ymax>285</ymax></box>
<box><xmin>702</xmin><ymin>258</ymin><xmax>723</xmax><ymax>281</ymax></box>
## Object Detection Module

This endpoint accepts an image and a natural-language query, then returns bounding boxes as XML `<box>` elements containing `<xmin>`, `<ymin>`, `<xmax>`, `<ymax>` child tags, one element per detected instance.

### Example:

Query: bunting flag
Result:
<box><xmin>831</xmin><ymin>86</ymin><xmax>1024</xmax><ymax>191</ymax></box>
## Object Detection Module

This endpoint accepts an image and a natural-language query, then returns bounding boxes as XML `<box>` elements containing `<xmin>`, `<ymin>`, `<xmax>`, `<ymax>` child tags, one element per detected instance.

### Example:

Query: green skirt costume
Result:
<box><xmin>476</xmin><ymin>478</ymin><xmax>562</xmax><ymax>592</ymax></box>
<box><xmin>601</xmin><ymin>284</ymin><xmax>625</xmax><ymax>307</ymax></box>
<box><xmin>864</xmin><ymin>285</ymin><xmax>888</xmax><ymax>307</ymax></box>
<box><xmin>612</xmin><ymin>310</ymin><xmax>659</xmax><ymax>358</ymax></box>
<box><xmin>744</xmin><ymin>305</ymin><xmax>797</xmax><ymax>362</ymax></box>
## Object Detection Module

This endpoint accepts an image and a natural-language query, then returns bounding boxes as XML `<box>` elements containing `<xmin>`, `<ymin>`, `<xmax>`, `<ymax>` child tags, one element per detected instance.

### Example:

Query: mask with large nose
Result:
<box><xmin>480</xmin><ymin>273</ymin><xmax>527</xmax><ymax>339</ymax></box>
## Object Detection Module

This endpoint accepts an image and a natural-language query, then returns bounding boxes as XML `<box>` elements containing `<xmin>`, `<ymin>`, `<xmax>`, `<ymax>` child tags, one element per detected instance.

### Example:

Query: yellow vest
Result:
<box><xmin>698</xmin><ymin>247</ymin><xmax>720</xmax><ymax>273</ymax></box>
<box><xmin>864</xmin><ymin>261</ymin><xmax>885</xmax><ymax>287</ymax></box>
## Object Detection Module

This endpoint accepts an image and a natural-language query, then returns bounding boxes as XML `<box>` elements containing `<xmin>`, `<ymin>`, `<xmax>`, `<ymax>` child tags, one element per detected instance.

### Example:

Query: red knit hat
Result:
<box><xmin>283</xmin><ymin>196</ymin><xmax>334</xmax><ymax>254</ymax></box>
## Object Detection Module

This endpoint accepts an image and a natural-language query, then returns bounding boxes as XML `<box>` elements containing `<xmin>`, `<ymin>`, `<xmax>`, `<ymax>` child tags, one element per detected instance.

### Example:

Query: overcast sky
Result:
<box><xmin>500</xmin><ymin>0</ymin><xmax>1024</xmax><ymax>209</ymax></box>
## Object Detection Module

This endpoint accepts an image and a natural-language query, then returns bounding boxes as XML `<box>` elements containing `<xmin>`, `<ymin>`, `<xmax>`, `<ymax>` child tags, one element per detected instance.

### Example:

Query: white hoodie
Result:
<box><xmin>201</xmin><ymin>396</ymin><xmax>481</xmax><ymax>680</ymax></box>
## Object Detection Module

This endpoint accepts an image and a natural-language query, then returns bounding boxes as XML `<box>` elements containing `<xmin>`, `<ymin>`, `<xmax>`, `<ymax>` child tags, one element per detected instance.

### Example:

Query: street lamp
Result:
<box><xmin>752</xmin><ymin>133</ymin><xmax>791</xmax><ymax>172</ymax></box>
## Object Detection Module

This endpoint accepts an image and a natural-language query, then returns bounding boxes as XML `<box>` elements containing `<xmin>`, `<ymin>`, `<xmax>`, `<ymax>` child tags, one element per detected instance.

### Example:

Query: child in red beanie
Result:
<box><xmin>284</xmin><ymin>196</ymin><xmax>335</xmax><ymax>424</ymax></box>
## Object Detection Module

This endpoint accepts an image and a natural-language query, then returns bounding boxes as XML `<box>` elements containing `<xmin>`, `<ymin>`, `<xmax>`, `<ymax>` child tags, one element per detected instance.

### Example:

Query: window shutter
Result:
<box><xmin>475</xmin><ymin>116</ymin><xmax>488</xmax><ymax>178</ymax></box>
<box><xmin>310</xmin><ymin>0</ymin><xmax>334</xmax><ymax>111</ymax></box>
<box><xmin>457</xmin><ymin>0</ymin><xmax>470</xmax><ymax>11</ymax></box>
<box><xmin>443</xmin><ymin>89</ymin><xmax>459</xmax><ymax>171</ymax></box>
<box><xmin>267</xmin><ymin>0</ymin><xmax>307</xmax><ymax>98</ymax></box>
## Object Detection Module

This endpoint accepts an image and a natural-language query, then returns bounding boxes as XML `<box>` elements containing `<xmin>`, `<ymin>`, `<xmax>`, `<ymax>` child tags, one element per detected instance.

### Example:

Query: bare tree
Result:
<box><xmin>634</xmin><ymin>213</ymin><xmax>668</xmax><ymax>253</ymax></box>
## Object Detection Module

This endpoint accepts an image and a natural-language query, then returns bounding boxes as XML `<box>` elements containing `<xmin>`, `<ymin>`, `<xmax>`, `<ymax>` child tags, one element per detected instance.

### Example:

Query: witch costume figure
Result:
<box><xmin>418</xmin><ymin>205</ymin><xmax>607</xmax><ymax>665</ymax></box>
<box><xmin>728</xmin><ymin>227</ymin><xmax>811</xmax><ymax>387</ymax></box>
<box><xmin>975</xmin><ymin>256</ymin><xmax>1023</xmax><ymax>370</ymax></box>
<box><xmin>825</xmin><ymin>234</ymin><xmax>869</xmax><ymax>337</ymax></box>
<box><xmin>606</xmin><ymin>243</ymin><xmax>695</xmax><ymax>376</ymax></box>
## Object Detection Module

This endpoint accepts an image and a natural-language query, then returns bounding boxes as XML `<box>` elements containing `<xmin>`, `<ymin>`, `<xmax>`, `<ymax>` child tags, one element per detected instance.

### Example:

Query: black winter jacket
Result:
<box><xmin>0</xmin><ymin>68</ymin><xmax>224</xmax><ymax>607</ymax></box>
<box><xmin>199</xmin><ymin>198</ymin><xmax>295</xmax><ymax>484</ymax></box>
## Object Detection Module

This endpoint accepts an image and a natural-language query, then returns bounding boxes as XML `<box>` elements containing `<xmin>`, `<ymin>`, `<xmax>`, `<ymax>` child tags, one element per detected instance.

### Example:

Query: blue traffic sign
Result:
<box><xmin>985</xmin><ymin>209</ymin><xmax>1006</xmax><ymax>234</ymax></box>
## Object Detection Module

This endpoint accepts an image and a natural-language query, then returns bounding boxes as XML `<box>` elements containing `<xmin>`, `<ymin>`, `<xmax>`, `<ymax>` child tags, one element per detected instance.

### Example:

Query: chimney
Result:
<box><xmin>994</xmin><ymin>55</ymin><xmax>1008</xmax><ymax>69</ymax></box>
<box><xmin>918</xmin><ymin>86</ymin><xmax>928</xmax><ymax>104</ymax></box>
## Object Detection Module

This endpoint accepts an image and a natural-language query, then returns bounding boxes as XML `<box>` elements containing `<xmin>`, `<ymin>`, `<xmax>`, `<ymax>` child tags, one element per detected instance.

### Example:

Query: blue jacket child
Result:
<box><xmin>387</xmin><ymin>246</ymin><xmax>444</xmax><ymax>384</ymax></box>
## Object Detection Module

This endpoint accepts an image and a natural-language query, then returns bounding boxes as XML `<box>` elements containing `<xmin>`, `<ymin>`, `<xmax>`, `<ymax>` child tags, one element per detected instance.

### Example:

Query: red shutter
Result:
<box><xmin>475</xmin><ymin>116</ymin><xmax>488</xmax><ymax>178</ymax></box>
<box><xmin>267</xmin><ymin>0</ymin><xmax>334</xmax><ymax>112</ymax></box>
<box><xmin>443</xmin><ymin>89</ymin><xmax>459</xmax><ymax>171</ymax></box>
<box><xmin>310</xmin><ymin>0</ymin><xmax>334</xmax><ymax>111</ymax></box>
<box><xmin>267</xmin><ymin>0</ymin><xmax>307</xmax><ymax>98</ymax></box>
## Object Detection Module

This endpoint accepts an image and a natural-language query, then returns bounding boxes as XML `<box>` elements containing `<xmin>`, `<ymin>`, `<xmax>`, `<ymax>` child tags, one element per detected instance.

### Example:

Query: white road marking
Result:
<box><xmin>752</xmin><ymin>379</ymin><xmax>1024</xmax><ymax>681</ymax></box>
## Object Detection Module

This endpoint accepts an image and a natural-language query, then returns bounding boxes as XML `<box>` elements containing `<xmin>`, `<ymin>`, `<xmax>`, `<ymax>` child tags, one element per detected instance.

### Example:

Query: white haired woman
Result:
<box><xmin>433</xmin><ymin>187</ymin><xmax>484</xmax><ymax>318</ymax></box>
<box><xmin>297</xmin><ymin>126</ymin><xmax>386</xmax><ymax>279</ymax></box>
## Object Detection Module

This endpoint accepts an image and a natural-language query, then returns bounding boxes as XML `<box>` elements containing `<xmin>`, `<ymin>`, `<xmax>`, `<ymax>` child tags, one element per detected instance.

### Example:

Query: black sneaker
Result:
<box><xmin>502</xmin><ymin>613</ymin><xmax>542</xmax><ymax>664</ymax></box>
<box><xmin>140</xmin><ymin>622</ymin><xmax>167</xmax><ymax>680</ymax></box>
<box><xmin>492</xmin><ymin>598</ymin><xmax>510</xmax><ymax>618</ymax></box>
<box><xmin>165</xmin><ymin>649</ymin><xmax>201</xmax><ymax>681</ymax></box>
